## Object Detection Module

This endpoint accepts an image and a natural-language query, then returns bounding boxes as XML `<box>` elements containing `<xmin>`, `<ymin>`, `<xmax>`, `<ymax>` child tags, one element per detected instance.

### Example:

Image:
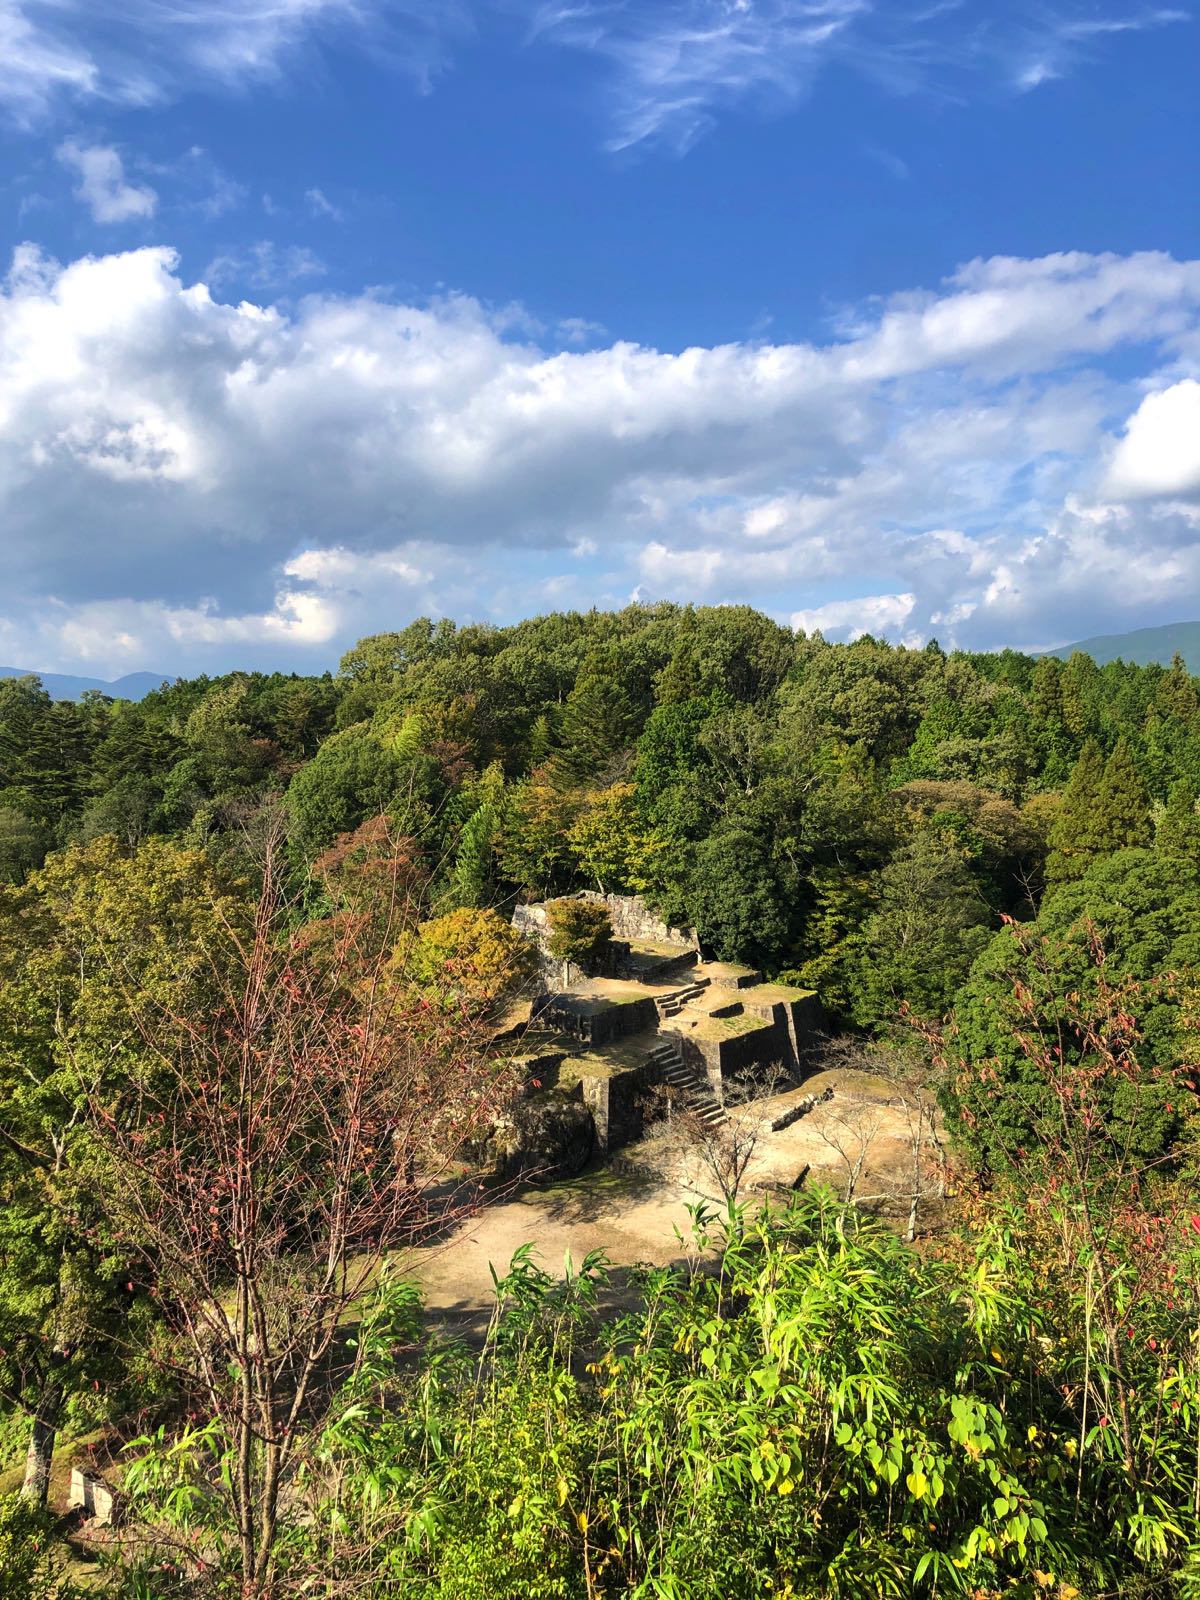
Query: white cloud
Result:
<box><xmin>0</xmin><ymin>243</ymin><xmax>1198</xmax><ymax>672</ymax></box>
<box><xmin>56</xmin><ymin>139</ymin><xmax>157</xmax><ymax>223</ymax></box>
<box><xmin>791</xmin><ymin>592</ymin><xmax>916</xmax><ymax>641</ymax></box>
<box><xmin>1105</xmin><ymin>379</ymin><xmax>1200</xmax><ymax>501</ymax></box>
<box><xmin>305</xmin><ymin>186</ymin><xmax>343</xmax><ymax>220</ymax></box>
<box><xmin>0</xmin><ymin>0</ymin><xmax>469</xmax><ymax>122</ymax></box>
<box><xmin>203</xmin><ymin>241</ymin><xmax>326</xmax><ymax>289</ymax></box>
<box><xmin>523</xmin><ymin>0</ymin><xmax>1190</xmax><ymax>152</ymax></box>
<box><xmin>1008</xmin><ymin>8</ymin><xmax>1188</xmax><ymax>95</ymax></box>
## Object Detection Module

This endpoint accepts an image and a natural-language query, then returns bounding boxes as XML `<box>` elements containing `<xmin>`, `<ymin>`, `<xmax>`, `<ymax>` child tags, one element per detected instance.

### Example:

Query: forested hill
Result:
<box><xmin>2</xmin><ymin>602</ymin><xmax>1200</xmax><ymax>1036</ymax></box>
<box><xmin>0</xmin><ymin>666</ymin><xmax>166</xmax><ymax>702</ymax></box>
<box><xmin>6</xmin><ymin>602</ymin><xmax>1200</xmax><ymax>1595</ymax></box>
<box><xmin>1041</xmin><ymin>617</ymin><xmax>1200</xmax><ymax>671</ymax></box>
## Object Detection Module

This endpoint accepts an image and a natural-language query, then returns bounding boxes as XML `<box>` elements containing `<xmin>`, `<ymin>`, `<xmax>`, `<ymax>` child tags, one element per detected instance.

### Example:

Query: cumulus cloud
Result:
<box><xmin>792</xmin><ymin>593</ymin><xmax>917</xmax><ymax>641</ymax></box>
<box><xmin>1105</xmin><ymin>379</ymin><xmax>1200</xmax><ymax>501</ymax></box>
<box><xmin>0</xmin><ymin>242</ymin><xmax>1199</xmax><ymax>673</ymax></box>
<box><xmin>56</xmin><ymin>139</ymin><xmax>157</xmax><ymax>222</ymax></box>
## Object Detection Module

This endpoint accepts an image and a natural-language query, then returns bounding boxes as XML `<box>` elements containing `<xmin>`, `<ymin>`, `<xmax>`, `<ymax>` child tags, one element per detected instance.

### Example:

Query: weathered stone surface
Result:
<box><xmin>770</xmin><ymin>1088</ymin><xmax>833</xmax><ymax>1132</ymax></box>
<box><xmin>507</xmin><ymin>899</ymin><xmax>829</xmax><ymax>1160</ymax></box>
<box><xmin>577</xmin><ymin>892</ymin><xmax>698</xmax><ymax>950</ymax></box>
<box><xmin>533</xmin><ymin>991</ymin><xmax>658</xmax><ymax>1046</ymax></box>
<box><xmin>69</xmin><ymin>1466</ymin><xmax>119</xmax><ymax>1526</ymax></box>
<box><xmin>514</xmin><ymin>894</ymin><xmax>697</xmax><ymax>992</ymax></box>
<box><xmin>481</xmin><ymin>1091</ymin><xmax>595</xmax><ymax>1183</ymax></box>
<box><xmin>578</xmin><ymin>1057</ymin><xmax>661</xmax><ymax>1155</ymax></box>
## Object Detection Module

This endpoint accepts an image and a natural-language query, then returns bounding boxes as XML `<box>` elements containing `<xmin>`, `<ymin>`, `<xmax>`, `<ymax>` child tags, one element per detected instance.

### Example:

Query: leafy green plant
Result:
<box><xmin>0</xmin><ymin>1493</ymin><xmax>77</xmax><ymax>1600</ymax></box>
<box><xmin>545</xmin><ymin>897</ymin><xmax>613</xmax><ymax>971</ymax></box>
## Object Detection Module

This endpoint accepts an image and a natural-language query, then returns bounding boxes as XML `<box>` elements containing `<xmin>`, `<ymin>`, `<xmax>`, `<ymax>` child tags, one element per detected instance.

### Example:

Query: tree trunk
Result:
<box><xmin>21</xmin><ymin>1374</ymin><xmax>64</xmax><ymax>1504</ymax></box>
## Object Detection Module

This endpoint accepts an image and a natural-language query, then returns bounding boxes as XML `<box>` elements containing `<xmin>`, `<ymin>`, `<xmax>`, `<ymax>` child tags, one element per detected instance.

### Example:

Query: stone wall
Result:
<box><xmin>533</xmin><ymin>992</ymin><xmax>659</xmax><ymax>1047</ymax></box>
<box><xmin>577</xmin><ymin>891</ymin><xmax>698</xmax><ymax>950</ymax></box>
<box><xmin>674</xmin><ymin>990</ymin><xmax>827</xmax><ymax>1104</ymax></box>
<box><xmin>680</xmin><ymin>1021</ymin><xmax>790</xmax><ymax>1102</ymax></box>
<box><xmin>578</xmin><ymin>1058</ymin><xmax>661</xmax><ymax>1155</ymax></box>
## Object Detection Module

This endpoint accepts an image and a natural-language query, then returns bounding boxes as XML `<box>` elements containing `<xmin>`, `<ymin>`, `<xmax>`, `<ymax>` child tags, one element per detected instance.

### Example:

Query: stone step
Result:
<box><xmin>662</xmin><ymin>1065</ymin><xmax>701</xmax><ymax>1085</ymax></box>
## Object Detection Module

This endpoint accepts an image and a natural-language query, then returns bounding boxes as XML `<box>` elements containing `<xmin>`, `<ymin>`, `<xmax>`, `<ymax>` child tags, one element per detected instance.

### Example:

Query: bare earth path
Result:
<box><xmin>401</xmin><ymin>1066</ymin><xmax>924</xmax><ymax>1337</ymax></box>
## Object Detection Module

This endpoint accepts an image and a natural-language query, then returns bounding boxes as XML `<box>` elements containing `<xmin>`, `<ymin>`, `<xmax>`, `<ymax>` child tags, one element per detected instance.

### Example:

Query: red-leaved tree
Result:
<box><xmin>89</xmin><ymin>818</ymin><xmax>516</xmax><ymax>1594</ymax></box>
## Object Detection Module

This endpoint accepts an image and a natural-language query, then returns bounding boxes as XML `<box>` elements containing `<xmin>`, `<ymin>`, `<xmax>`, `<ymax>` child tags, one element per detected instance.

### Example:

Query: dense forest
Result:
<box><xmin>3</xmin><ymin>602</ymin><xmax>1200</xmax><ymax>1597</ymax></box>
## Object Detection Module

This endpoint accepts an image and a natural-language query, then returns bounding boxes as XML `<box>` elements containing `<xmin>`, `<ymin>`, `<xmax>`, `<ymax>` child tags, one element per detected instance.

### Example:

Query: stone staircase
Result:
<box><xmin>647</xmin><ymin>1033</ymin><xmax>726</xmax><ymax>1128</ymax></box>
<box><xmin>653</xmin><ymin>975</ymin><xmax>710</xmax><ymax>1022</ymax></box>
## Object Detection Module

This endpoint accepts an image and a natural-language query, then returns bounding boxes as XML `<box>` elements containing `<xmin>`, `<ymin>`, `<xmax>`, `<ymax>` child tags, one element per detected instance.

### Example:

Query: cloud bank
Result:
<box><xmin>0</xmin><ymin>243</ymin><xmax>1198</xmax><ymax>673</ymax></box>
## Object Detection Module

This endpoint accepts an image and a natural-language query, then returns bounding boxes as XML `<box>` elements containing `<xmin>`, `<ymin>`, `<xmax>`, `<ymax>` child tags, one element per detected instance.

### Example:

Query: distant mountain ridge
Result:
<box><xmin>0</xmin><ymin>666</ymin><xmax>168</xmax><ymax>702</ymax></box>
<box><xmin>1040</xmin><ymin>620</ymin><xmax>1200</xmax><ymax>673</ymax></box>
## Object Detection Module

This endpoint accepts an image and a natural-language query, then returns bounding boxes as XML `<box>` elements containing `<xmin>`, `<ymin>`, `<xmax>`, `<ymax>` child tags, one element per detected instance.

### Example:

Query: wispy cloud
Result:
<box><xmin>305</xmin><ymin>186</ymin><xmax>344</xmax><ymax>220</ymax></box>
<box><xmin>57</xmin><ymin>138</ymin><xmax>157</xmax><ymax>221</ymax></box>
<box><xmin>521</xmin><ymin>0</ymin><xmax>1190</xmax><ymax>152</ymax></box>
<box><xmin>1002</xmin><ymin>7</ymin><xmax>1189</xmax><ymax>93</ymax></box>
<box><xmin>525</xmin><ymin>0</ymin><xmax>868</xmax><ymax>153</ymax></box>
<box><xmin>203</xmin><ymin>240</ymin><xmax>326</xmax><ymax>289</ymax></box>
<box><xmin>0</xmin><ymin>0</ymin><xmax>471</xmax><ymax>123</ymax></box>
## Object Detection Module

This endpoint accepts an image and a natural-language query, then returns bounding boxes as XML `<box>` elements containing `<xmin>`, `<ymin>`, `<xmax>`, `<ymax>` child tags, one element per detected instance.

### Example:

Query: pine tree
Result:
<box><xmin>1142</xmin><ymin>653</ymin><xmax>1200</xmax><ymax>797</ymax></box>
<box><xmin>525</xmin><ymin>713</ymin><xmax>552</xmax><ymax>771</ymax></box>
<box><xmin>554</xmin><ymin>649</ymin><xmax>640</xmax><ymax>784</ymax></box>
<box><xmin>1094</xmin><ymin>737</ymin><xmax>1153</xmax><ymax>852</ymax></box>
<box><xmin>1045</xmin><ymin>738</ymin><xmax>1105</xmax><ymax>884</ymax></box>
<box><xmin>1059</xmin><ymin>653</ymin><xmax>1101</xmax><ymax>740</ymax></box>
<box><xmin>1153</xmin><ymin>653</ymin><xmax>1200</xmax><ymax>729</ymax></box>
<box><xmin>446</xmin><ymin>762</ymin><xmax>505</xmax><ymax>909</ymax></box>
<box><xmin>1156</xmin><ymin>779</ymin><xmax>1200</xmax><ymax>862</ymax></box>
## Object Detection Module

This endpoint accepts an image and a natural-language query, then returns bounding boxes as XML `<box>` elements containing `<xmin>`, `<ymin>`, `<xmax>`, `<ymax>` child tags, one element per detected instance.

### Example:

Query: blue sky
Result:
<box><xmin>1</xmin><ymin>1</ymin><xmax>1198</xmax><ymax>676</ymax></box>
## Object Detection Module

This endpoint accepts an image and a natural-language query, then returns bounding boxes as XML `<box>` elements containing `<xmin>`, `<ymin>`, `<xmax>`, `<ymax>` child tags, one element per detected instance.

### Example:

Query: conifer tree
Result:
<box><xmin>446</xmin><ymin>762</ymin><xmax>505</xmax><ymax>909</ymax></box>
<box><xmin>1045</xmin><ymin>738</ymin><xmax>1105</xmax><ymax>884</ymax></box>
<box><xmin>1156</xmin><ymin>779</ymin><xmax>1200</xmax><ymax>862</ymax></box>
<box><xmin>1153</xmin><ymin>652</ymin><xmax>1200</xmax><ymax>728</ymax></box>
<box><xmin>526</xmin><ymin>712</ymin><xmax>552</xmax><ymax>771</ymax></box>
<box><xmin>554</xmin><ymin>648</ymin><xmax>640</xmax><ymax>784</ymax></box>
<box><xmin>1143</xmin><ymin>652</ymin><xmax>1200</xmax><ymax>796</ymax></box>
<box><xmin>1094</xmin><ymin>737</ymin><xmax>1153</xmax><ymax>852</ymax></box>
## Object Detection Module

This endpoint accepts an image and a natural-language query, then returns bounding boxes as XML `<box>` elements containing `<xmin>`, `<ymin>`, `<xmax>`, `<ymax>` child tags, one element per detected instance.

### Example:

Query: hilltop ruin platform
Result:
<box><xmin>510</xmin><ymin>893</ymin><xmax>827</xmax><ymax>1161</ymax></box>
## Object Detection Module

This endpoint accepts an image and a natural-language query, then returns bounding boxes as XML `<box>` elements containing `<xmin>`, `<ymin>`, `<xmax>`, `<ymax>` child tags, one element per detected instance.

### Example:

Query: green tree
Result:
<box><xmin>496</xmin><ymin>768</ymin><xmax>581</xmax><ymax>895</ymax></box>
<box><xmin>848</xmin><ymin>830</ymin><xmax>992</xmax><ymax>1027</ymax></box>
<box><xmin>1045</xmin><ymin>738</ymin><xmax>1106</xmax><ymax>884</ymax></box>
<box><xmin>687</xmin><ymin>820</ymin><xmax>798</xmax><ymax>970</ymax></box>
<box><xmin>1094</xmin><ymin>736</ymin><xmax>1152</xmax><ymax>852</ymax></box>
<box><xmin>545</xmin><ymin>897</ymin><xmax>613</xmax><ymax>971</ymax></box>
<box><xmin>634</xmin><ymin>696</ymin><xmax>717</xmax><ymax>843</ymax></box>
<box><xmin>554</xmin><ymin>648</ymin><xmax>640</xmax><ymax>784</ymax></box>
<box><xmin>0</xmin><ymin>836</ymin><xmax>248</xmax><ymax>1501</ymax></box>
<box><xmin>948</xmin><ymin>848</ymin><xmax>1200</xmax><ymax>1174</ymax></box>
<box><xmin>1157</xmin><ymin>779</ymin><xmax>1200</xmax><ymax>861</ymax></box>
<box><xmin>653</xmin><ymin>605</ymin><xmax>793</xmax><ymax>705</ymax></box>
<box><xmin>567</xmin><ymin>783</ymin><xmax>670</xmax><ymax>896</ymax></box>
<box><xmin>445</xmin><ymin>761</ymin><xmax>506</xmax><ymax>910</ymax></box>
<box><xmin>393</xmin><ymin>906</ymin><xmax>536</xmax><ymax>1010</ymax></box>
<box><xmin>0</xmin><ymin>803</ymin><xmax>47</xmax><ymax>884</ymax></box>
<box><xmin>286</xmin><ymin>722</ymin><xmax>402</xmax><ymax>855</ymax></box>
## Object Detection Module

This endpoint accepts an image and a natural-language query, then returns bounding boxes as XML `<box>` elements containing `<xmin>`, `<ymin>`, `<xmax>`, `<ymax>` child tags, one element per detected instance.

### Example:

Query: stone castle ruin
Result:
<box><xmin>492</xmin><ymin>893</ymin><xmax>826</xmax><ymax>1177</ymax></box>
